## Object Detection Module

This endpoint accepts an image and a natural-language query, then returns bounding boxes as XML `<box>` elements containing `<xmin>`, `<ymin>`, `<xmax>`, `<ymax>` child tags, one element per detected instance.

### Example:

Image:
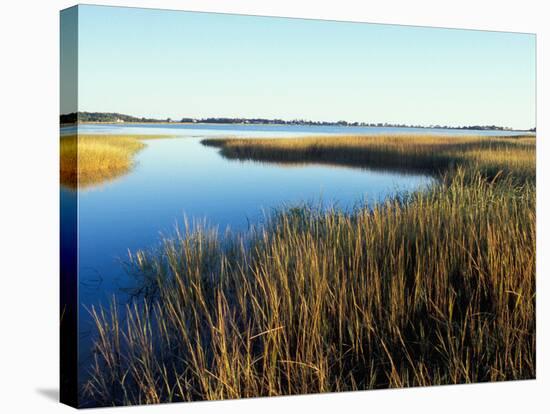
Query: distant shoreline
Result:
<box><xmin>61</xmin><ymin>121</ymin><xmax>196</xmax><ymax>126</ymax></box>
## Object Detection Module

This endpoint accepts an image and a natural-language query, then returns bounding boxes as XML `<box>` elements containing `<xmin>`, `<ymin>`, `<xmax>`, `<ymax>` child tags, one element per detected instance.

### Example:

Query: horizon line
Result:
<box><xmin>60</xmin><ymin>111</ymin><xmax>536</xmax><ymax>131</ymax></box>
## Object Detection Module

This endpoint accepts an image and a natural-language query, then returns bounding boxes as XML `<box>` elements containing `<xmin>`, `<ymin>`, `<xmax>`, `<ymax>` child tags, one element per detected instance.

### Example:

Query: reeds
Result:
<box><xmin>202</xmin><ymin>134</ymin><xmax>535</xmax><ymax>182</ymax></box>
<box><xmin>60</xmin><ymin>134</ymin><xmax>170</xmax><ymax>188</ymax></box>
<box><xmin>84</xmin><ymin>134</ymin><xmax>536</xmax><ymax>406</ymax></box>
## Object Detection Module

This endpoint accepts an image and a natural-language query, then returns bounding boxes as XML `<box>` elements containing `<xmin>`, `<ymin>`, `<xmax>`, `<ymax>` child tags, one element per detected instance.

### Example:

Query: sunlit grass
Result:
<box><xmin>60</xmin><ymin>134</ymin><xmax>171</xmax><ymax>188</ymax></box>
<box><xmin>202</xmin><ymin>134</ymin><xmax>535</xmax><ymax>181</ymax></box>
<box><xmin>84</xmin><ymin>134</ymin><xmax>536</xmax><ymax>406</ymax></box>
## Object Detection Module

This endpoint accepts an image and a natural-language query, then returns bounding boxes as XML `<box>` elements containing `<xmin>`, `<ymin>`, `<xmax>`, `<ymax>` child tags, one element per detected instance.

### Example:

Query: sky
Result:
<box><xmin>62</xmin><ymin>5</ymin><xmax>536</xmax><ymax>129</ymax></box>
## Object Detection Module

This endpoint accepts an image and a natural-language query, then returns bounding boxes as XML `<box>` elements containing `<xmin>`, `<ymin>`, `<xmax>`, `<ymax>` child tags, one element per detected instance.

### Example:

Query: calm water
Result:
<box><xmin>62</xmin><ymin>123</ymin><xmax>529</xmax><ymax>381</ymax></box>
<box><xmin>61</xmin><ymin>122</ymin><xmax>533</xmax><ymax>137</ymax></box>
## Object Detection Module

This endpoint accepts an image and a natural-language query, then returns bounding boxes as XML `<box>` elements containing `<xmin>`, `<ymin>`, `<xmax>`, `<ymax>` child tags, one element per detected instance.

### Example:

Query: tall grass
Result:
<box><xmin>84</xmin><ymin>134</ymin><xmax>535</xmax><ymax>406</ymax></box>
<box><xmin>202</xmin><ymin>134</ymin><xmax>535</xmax><ymax>182</ymax></box>
<box><xmin>60</xmin><ymin>134</ymin><xmax>170</xmax><ymax>188</ymax></box>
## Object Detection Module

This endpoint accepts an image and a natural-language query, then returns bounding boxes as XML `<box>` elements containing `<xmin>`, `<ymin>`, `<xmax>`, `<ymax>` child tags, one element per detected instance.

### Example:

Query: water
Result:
<box><xmin>61</xmin><ymin>123</ymin><xmax>529</xmax><ymax>384</ymax></box>
<box><xmin>62</xmin><ymin>122</ymin><xmax>533</xmax><ymax>137</ymax></box>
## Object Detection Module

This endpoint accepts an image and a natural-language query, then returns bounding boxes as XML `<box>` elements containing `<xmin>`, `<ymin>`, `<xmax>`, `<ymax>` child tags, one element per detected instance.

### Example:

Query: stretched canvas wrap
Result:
<box><xmin>60</xmin><ymin>4</ymin><xmax>536</xmax><ymax>408</ymax></box>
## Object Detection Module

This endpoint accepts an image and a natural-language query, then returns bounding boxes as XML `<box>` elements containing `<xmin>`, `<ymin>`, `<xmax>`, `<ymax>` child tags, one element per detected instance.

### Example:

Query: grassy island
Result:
<box><xmin>85</xmin><ymin>134</ymin><xmax>535</xmax><ymax>405</ymax></box>
<box><xmin>202</xmin><ymin>134</ymin><xmax>535</xmax><ymax>181</ymax></box>
<box><xmin>60</xmin><ymin>134</ymin><xmax>170</xmax><ymax>188</ymax></box>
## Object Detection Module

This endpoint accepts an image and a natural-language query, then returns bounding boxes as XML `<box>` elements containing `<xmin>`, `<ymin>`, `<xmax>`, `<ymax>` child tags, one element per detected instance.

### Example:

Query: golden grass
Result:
<box><xmin>60</xmin><ymin>134</ymin><xmax>171</xmax><ymax>188</ymax></box>
<box><xmin>84</xmin><ymin>134</ymin><xmax>536</xmax><ymax>406</ymax></box>
<box><xmin>202</xmin><ymin>134</ymin><xmax>535</xmax><ymax>181</ymax></box>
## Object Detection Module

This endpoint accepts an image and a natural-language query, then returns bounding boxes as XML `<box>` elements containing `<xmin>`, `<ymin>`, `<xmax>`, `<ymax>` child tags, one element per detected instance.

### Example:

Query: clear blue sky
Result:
<box><xmin>64</xmin><ymin>5</ymin><xmax>536</xmax><ymax>129</ymax></box>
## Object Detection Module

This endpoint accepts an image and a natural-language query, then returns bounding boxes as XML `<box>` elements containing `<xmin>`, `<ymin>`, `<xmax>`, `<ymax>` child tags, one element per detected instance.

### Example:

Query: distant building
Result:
<box><xmin>115</xmin><ymin>118</ymin><xmax>124</xmax><ymax>123</ymax></box>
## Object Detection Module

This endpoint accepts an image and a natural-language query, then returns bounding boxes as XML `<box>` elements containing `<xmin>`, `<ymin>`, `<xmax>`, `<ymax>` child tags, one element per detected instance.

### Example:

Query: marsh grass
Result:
<box><xmin>60</xmin><ymin>134</ymin><xmax>171</xmax><ymax>188</ymax></box>
<box><xmin>202</xmin><ymin>134</ymin><xmax>535</xmax><ymax>182</ymax></box>
<box><xmin>84</xmin><ymin>134</ymin><xmax>536</xmax><ymax>406</ymax></box>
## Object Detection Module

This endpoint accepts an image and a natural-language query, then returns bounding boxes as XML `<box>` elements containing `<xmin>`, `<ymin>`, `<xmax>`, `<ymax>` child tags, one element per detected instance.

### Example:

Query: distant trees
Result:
<box><xmin>60</xmin><ymin>113</ymin><xmax>77</xmax><ymax>124</ymax></box>
<box><xmin>59</xmin><ymin>112</ymin><xmax>165</xmax><ymax>124</ymax></box>
<box><xmin>58</xmin><ymin>111</ymin><xmax>532</xmax><ymax>132</ymax></box>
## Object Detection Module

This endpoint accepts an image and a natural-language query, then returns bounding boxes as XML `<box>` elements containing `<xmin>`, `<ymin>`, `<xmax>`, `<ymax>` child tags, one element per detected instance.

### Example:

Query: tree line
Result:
<box><xmin>60</xmin><ymin>112</ymin><xmax>535</xmax><ymax>132</ymax></box>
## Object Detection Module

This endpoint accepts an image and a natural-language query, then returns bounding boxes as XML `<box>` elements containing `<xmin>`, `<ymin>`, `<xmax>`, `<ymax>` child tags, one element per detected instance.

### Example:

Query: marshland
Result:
<box><xmin>68</xmin><ymin>126</ymin><xmax>535</xmax><ymax>406</ymax></box>
<box><xmin>60</xmin><ymin>134</ymin><xmax>170</xmax><ymax>188</ymax></box>
<box><xmin>202</xmin><ymin>134</ymin><xmax>536</xmax><ymax>181</ymax></box>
